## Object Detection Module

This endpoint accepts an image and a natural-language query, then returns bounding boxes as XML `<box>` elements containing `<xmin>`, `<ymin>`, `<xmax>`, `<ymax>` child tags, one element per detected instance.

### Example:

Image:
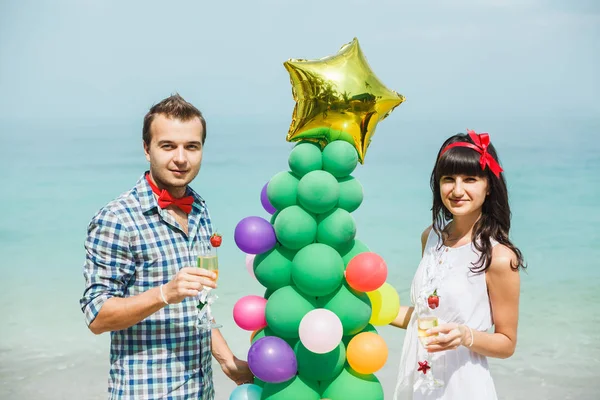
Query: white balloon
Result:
<box><xmin>245</xmin><ymin>253</ymin><xmax>256</xmax><ymax>279</ymax></box>
<box><xmin>299</xmin><ymin>309</ymin><xmax>343</xmax><ymax>354</ymax></box>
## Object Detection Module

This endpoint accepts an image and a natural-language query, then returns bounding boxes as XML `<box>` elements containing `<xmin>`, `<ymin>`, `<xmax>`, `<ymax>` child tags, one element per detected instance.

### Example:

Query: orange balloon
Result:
<box><xmin>250</xmin><ymin>329</ymin><xmax>259</xmax><ymax>343</ymax></box>
<box><xmin>346</xmin><ymin>332</ymin><xmax>388</xmax><ymax>374</ymax></box>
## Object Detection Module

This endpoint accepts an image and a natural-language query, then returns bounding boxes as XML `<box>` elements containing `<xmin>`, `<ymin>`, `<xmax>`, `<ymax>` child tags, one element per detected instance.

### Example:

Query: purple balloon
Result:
<box><xmin>234</xmin><ymin>216</ymin><xmax>277</xmax><ymax>254</ymax></box>
<box><xmin>248</xmin><ymin>336</ymin><xmax>297</xmax><ymax>383</ymax></box>
<box><xmin>261</xmin><ymin>182</ymin><xmax>277</xmax><ymax>215</ymax></box>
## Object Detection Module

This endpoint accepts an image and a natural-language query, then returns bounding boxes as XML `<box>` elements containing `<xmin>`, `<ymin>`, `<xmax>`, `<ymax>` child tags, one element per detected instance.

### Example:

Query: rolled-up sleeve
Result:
<box><xmin>80</xmin><ymin>208</ymin><xmax>135</xmax><ymax>327</ymax></box>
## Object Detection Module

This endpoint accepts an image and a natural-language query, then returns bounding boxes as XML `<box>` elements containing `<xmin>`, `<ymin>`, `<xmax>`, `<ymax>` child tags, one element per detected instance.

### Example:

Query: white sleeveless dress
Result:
<box><xmin>394</xmin><ymin>228</ymin><xmax>498</xmax><ymax>400</ymax></box>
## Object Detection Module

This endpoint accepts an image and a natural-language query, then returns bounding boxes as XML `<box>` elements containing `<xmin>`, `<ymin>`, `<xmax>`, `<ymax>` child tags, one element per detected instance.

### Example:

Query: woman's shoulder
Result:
<box><xmin>486</xmin><ymin>244</ymin><xmax>520</xmax><ymax>293</ymax></box>
<box><xmin>421</xmin><ymin>225</ymin><xmax>433</xmax><ymax>242</ymax></box>
<box><xmin>420</xmin><ymin>225</ymin><xmax>433</xmax><ymax>254</ymax></box>
<box><xmin>489</xmin><ymin>243</ymin><xmax>519</xmax><ymax>273</ymax></box>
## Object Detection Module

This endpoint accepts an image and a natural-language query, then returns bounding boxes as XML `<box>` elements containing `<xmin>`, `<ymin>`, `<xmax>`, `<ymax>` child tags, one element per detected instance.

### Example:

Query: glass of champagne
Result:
<box><xmin>196</xmin><ymin>246</ymin><xmax>222</xmax><ymax>330</ymax></box>
<box><xmin>417</xmin><ymin>310</ymin><xmax>444</xmax><ymax>389</ymax></box>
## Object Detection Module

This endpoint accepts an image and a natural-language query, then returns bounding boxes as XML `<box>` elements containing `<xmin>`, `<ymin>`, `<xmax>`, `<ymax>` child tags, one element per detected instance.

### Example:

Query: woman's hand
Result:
<box><xmin>424</xmin><ymin>323</ymin><xmax>471</xmax><ymax>353</ymax></box>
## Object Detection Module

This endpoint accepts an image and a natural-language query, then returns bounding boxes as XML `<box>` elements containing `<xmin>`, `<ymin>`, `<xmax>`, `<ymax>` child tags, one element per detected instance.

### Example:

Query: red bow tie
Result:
<box><xmin>145</xmin><ymin>173</ymin><xmax>194</xmax><ymax>214</ymax></box>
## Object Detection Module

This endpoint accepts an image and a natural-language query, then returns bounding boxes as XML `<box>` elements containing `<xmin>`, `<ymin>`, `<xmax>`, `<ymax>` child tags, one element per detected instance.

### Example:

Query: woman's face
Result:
<box><xmin>439</xmin><ymin>174</ymin><xmax>489</xmax><ymax>218</ymax></box>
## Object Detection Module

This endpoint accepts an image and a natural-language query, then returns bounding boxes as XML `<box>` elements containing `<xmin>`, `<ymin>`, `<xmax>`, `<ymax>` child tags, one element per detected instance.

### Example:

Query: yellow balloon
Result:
<box><xmin>367</xmin><ymin>282</ymin><xmax>400</xmax><ymax>326</ymax></box>
<box><xmin>283</xmin><ymin>38</ymin><xmax>405</xmax><ymax>164</ymax></box>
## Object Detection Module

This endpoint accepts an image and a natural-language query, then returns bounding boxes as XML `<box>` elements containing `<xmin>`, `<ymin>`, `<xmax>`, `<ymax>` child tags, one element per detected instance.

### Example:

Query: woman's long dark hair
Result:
<box><xmin>430</xmin><ymin>133</ymin><xmax>525</xmax><ymax>272</ymax></box>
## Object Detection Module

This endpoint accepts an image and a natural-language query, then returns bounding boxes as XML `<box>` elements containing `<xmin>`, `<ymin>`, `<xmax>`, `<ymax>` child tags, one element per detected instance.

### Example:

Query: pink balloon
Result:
<box><xmin>299</xmin><ymin>309</ymin><xmax>343</xmax><ymax>354</ymax></box>
<box><xmin>246</xmin><ymin>254</ymin><xmax>256</xmax><ymax>279</ymax></box>
<box><xmin>233</xmin><ymin>295</ymin><xmax>268</xmax><ymax>331</ymax></box>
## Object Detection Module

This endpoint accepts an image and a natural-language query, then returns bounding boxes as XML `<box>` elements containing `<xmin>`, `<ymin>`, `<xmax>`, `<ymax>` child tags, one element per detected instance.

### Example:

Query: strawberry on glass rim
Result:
<box><xmin>210</xmin><ymin>233</ymin><xmax>222</xmax><ymax>248</ymax></box>
<box><xmin>427</xmin><ymin>289</ymin><xmax>439</xmax><ymax>310</ymax></box>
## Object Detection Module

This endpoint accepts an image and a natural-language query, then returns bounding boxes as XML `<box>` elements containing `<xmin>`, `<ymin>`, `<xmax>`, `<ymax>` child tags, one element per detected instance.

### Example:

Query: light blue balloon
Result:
<box><xmin>229</xmin><ymin>383</ymin><xmax>263</xmax><ymax>400</ymax></box>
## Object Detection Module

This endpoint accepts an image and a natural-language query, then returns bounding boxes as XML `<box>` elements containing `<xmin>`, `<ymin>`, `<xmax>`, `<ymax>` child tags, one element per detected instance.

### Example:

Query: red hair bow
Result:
<box><xmin>440</xmin><ymin>129</ymin><xmax>504</xmax><ymax>178</ymax></box>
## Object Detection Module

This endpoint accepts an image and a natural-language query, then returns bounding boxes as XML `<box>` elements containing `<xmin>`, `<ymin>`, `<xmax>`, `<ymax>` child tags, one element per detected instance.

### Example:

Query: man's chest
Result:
<box><xmin>125</xmin><ymin>218</ymin><xmax>210</xmax><ymax>286</ymax></box>
<box><xmin>172</xmin><ymin>212</ymin><xmax>189</xmax><ymax>235</ymax></box>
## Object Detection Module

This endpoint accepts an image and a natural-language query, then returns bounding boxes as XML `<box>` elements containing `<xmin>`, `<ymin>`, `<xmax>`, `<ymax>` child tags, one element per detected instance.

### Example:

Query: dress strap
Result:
<box><xmin>424</xmin><ymin>226</ymin><xmax>439</xmax><ymax>253</ymax></box>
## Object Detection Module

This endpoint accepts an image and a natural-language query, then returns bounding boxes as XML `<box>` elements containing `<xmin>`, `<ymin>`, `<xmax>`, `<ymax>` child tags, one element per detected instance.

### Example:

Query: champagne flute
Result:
<box><xmin>196</xmin><ymin>246</ymin><xmax>222</xmax><ymax>330</ymax></box>
<box><xmin>417</xmin><ymin>315</ymin><xmax>438</xmax><ymax>346</ymax></box>
<box><xmin>416</xmin><ymin>311</ymin><xmax>444</xmax><ymax>389</ymax></box>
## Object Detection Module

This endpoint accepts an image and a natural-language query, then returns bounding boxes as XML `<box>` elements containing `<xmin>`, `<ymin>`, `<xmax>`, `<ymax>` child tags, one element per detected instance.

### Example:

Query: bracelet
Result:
<box><xmin>465</xmin><ymin>325</ymin><xmax>474</xmax><ymax>348</ymax></box>
<box><xmin>160</xmin><ymin>284</ymin><xmax>169</xmax><ymax>305</ymax></box>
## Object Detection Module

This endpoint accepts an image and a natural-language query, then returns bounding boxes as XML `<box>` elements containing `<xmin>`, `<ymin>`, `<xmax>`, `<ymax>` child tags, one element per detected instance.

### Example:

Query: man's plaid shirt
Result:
<box><xmin>80</xmin><ymin>172</ymin><xmax>215</xmax><ymax>399</ymax></box>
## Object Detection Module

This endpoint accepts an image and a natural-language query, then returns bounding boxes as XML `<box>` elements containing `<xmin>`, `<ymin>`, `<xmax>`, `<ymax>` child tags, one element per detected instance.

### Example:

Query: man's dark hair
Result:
<box><xmin>143</xmin><ymin>93</ymin><xmax>206</xmax><ymax>145</ymax></box>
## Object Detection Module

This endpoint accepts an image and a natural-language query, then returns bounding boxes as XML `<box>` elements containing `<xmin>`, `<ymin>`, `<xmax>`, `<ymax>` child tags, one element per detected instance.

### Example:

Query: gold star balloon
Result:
<box><xmin>284</xmin><ymin>38</ymin><xmax>405</xmax><ymax>163</ymax></box>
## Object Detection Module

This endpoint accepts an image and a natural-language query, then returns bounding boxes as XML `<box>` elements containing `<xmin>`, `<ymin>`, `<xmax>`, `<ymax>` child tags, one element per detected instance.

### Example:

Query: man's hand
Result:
<box><xmin>221</xmin><ymin>356</ymin><xmax>254</xmax><ymax>385</ymax></box>
<box><xmin>162</xmin><ymin>267</ymin><xmax>217</xmax><ymax>304</ymax></box>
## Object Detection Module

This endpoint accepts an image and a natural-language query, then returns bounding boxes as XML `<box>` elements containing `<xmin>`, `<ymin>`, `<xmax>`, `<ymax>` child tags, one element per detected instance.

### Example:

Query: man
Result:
<box><xmin>80</xmin><ymin>94</ymin><xmax>253</xmax><ymax>399</ymax></box>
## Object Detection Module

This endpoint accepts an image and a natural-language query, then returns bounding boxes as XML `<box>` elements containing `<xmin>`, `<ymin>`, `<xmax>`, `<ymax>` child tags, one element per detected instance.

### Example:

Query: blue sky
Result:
<box><xmin>0</xmin><ymin>0</ymin><xmax>598</xmax><ymax>123</ymax></box>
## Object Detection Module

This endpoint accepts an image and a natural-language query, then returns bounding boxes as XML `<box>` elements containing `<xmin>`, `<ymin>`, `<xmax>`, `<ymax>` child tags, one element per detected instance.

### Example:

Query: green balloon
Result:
<box><xmin>316</xmin><ymin>208</ymin><xmax>356</xmax><ymax>250</ymax></box>
<box><xmin>274</xmin><ymin>205</ymin><xmax>317</xmax><ymax>250</ymax></box>
<box><xmin>270</xmin><ymin>210</ymin><xmax>280</xmax><ymax>225</ymax></box>
<box><xmin>321</xmin><ymin>366</ymin><xmax>384</xmax><ymax>400</ymax></box>
<box><xmin>252</xmin><ymin>326</ymin><xmax>298</xmax><ymax>349</ymax></box>
<box><xmin>288</xmin><ymin>142</ymin><xmax>323</xmax><ymax>177</ymax></box>
<box><xmin>291</xmin><ymin>243</ymin><xmax>344</xmax><ymax>297</ymax></box>
<box><xmin>337</xmin><ymin>176</ymin><xmax>363</xmax><ymax>213</ymax></box>
<box><xmin>294</xmin><ymin>341</ymin><xmax>346</xmax><ymax>382</ymax></box>
<box><xmin>264</xmin><ymin>287</ymin><xmax>275</xmax><ymax>300</ymax></box>
<box><xmin>322</xmin><ymin>140</ymin><xmax>358</xmax><ymax>178</ymax></box>
<box><xmin>318</xmin><ymin>283</ymin><xmax>371</xmax><ymax>336</ymax></box>
<box><xmin>265</xmin><ymin>286</ymin><xmax>317</xmax><ymax>339</ymax></box>
<box><xmin>262</xmin><ymin>376</ymin><xmax>320</xmax><ymax>400</ymax></box>
<box><xmin>254</xmin><ymin>245</ymin><xmax>296</xmax><ymax>291</ymax></box>
<box><xmin>342</xmin><ymin>324</ymin><xmax>378</xmax><ymax>347</ymax></box>
<box><xmin>254</xmin><ymin>377</ymin><xmax>266</xmax><ymax>388</ymax></box>
<box><xmin>267</xmin><ymin>171</ymin><xmax>299</xmax><ymax>210</ymax></box>
<box><xmin>338</xmin><ymin>239</ymin><xmax>370</xmax><ymax>267</ymax></box>
<box><xmin>297</xmin><ymin>170</ymin><xmax>340</xmax><ymax>214</ymax></box>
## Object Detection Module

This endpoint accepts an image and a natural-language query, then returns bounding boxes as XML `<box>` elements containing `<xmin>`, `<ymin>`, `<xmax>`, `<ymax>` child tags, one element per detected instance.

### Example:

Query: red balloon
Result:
<box><xmin>345</xmin><ymin>252</ymin><xmax>387</xmax><ymax>292</ymax></box>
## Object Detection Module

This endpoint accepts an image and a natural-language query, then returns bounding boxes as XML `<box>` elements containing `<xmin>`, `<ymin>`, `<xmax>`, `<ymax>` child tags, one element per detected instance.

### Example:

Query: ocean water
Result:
<box><xmin>0</xmin><ymin>116</ymin><xmax>598</xmax><ymax>399</ymax></box>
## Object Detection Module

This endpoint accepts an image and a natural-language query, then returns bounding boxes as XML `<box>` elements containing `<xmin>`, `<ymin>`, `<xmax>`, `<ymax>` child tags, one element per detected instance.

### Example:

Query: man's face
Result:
<box><xmin>143</xmin><ymin>114</ymin><xmax>204</xmax><ymax>191</ymax></box>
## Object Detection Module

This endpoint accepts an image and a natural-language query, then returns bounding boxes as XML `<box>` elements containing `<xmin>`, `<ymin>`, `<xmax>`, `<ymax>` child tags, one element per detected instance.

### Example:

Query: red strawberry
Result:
<box><xmin>210</xmin><ymin>233</ymin><xmax>222</xmax><ymax>247</ymax></box>
<box><xmin>427</xmin><ymin>290</ymin><xmax>439</xmax><ymax>309</ymax></box>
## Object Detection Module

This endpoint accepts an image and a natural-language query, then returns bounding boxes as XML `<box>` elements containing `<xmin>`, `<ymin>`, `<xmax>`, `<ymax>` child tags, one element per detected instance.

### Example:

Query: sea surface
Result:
<box><xmin>1</xmin><ymin>116</ymin><xmax>598</xmax><ymax>399</ymax></box>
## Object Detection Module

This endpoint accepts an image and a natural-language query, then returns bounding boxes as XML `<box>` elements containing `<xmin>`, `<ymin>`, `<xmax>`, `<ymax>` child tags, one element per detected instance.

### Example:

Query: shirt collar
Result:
<box><xmin>136</xmin><ymin>171</ymin><xmax>206</xmax><ymax>215</ymax></box>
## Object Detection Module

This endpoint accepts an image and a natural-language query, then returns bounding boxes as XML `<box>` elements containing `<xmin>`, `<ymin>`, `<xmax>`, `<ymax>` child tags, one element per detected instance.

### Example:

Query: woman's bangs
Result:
<box><xmin>436</xmin><ymin>147</ymin><xmax>486</xmax><ymax>178</ymax></box>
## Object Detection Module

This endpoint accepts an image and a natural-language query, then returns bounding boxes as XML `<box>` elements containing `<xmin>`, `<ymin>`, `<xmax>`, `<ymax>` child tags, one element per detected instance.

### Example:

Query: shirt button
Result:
<box><xmin>445</xmin><ymin>248</ymin><xmax>449</xmax><ymax>252</ymax></box>
<box><xmin>439</xmin><ymin>260</ymin><xmax>442</xmax><ymax>264</ymax></box>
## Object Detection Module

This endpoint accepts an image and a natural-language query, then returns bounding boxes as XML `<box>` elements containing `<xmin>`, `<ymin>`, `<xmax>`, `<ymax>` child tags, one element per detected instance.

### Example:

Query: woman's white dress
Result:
<box><xmin>394</xmin><ymin>229</ymin><xmax>498</xmax><ymax>400</ymax></box>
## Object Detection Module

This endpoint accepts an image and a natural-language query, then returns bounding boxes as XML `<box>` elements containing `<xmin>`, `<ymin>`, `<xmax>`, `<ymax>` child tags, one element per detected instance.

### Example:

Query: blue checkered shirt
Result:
<box><xmin>80</xmin><ymin>173</ymin><xmax>215</xmax><ymax>400</ymax></box>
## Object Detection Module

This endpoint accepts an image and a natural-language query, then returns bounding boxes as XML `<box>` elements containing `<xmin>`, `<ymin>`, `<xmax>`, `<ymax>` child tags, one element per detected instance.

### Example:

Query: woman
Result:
<box><xmin>392</xmin><ymin>130</ymin><xmax>525</xmax><ymax>399</ymax></box>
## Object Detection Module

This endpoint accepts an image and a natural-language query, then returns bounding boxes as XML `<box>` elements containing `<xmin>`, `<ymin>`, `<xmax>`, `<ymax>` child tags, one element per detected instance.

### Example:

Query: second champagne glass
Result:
<box><xmin>196</xmin><ymin>245</ymin><xmax>222</xmax><ymax>330</ymax></box>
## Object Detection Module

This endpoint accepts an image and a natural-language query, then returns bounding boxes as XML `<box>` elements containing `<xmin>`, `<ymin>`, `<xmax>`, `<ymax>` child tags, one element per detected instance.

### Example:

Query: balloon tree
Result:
<box><xmin>231</xmin><ymin>38</ymin><xmax>404</xmax><ymax>400</ymax></box>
